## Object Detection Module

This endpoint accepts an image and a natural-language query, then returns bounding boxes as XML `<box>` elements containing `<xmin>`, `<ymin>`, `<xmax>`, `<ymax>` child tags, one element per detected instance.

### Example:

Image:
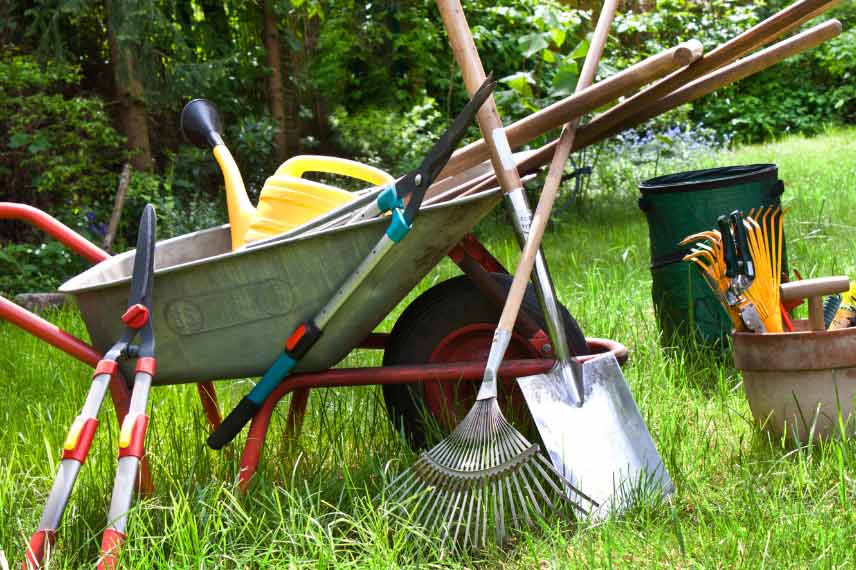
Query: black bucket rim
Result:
<box><xmin>639</xmin><ymin>163</ymin><xmax>778</xmax><ymax>194</ymax></box>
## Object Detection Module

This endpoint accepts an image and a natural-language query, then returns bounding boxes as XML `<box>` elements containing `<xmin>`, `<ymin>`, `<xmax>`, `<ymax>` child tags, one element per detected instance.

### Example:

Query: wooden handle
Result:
<box><xmin>437</xmin><ymin>0</ymin><xmax>524</xmax><ymax>195</ymax></box>
<box><xmin>782</xmin><ymin>276</ymin><xmax>849</xmax><ymax>332</ymax></box>
<box><xmin>511</xmin><ymin>19</ymin><xmax>842</xmax><ymax>179</ymax></box>
<box><xmin>780</xmin><ymin>276</ymin><xmax>850</xmax><ymax>302</ymax></box>
<box><xmin>581</xmin><ymin>0</ymin><xmax>840</xmax><ymax>148</ymax></box>
<box><xmin>439</xmin><ymin>39</ymin><xmax>702</xmax><ymax>180</ymax></box>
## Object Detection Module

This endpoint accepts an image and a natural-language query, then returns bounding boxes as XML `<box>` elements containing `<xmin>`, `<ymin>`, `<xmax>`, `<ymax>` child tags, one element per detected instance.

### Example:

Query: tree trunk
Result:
<box><xmin>262</xmin><ymin>0</ymin><xmax>288</xmax><ymax>163</ymax></box>
<box><xmin>106</xmin><ymin>0</ymin><xmax>153</xmax><ymax>172</ymax></box>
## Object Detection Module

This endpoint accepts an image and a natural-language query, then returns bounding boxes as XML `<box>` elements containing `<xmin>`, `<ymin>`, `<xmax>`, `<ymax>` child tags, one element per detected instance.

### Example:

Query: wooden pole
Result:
<box><xmin>510</xmin><ymin>19</ymin><xmax>842</xmax><ymax>180</ymax></box>
<box><xmin>103</xmin><ymin>162</ymin><xmax>132</xmax><ymax>253</ymax></box>
<box><xmin>580</xmin><ymin>0</ymin><xmax>841</xmax><ymax>147</ymax></box>
<box><xmin>439</xmin><ymin>39</ymin><xmax>703</xmax><ymax>180</ymax></box>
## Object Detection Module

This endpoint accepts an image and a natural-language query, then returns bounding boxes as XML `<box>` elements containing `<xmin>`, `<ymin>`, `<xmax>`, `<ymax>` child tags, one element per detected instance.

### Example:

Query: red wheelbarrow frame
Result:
<box><xmin>0</xmin><ymin>203</ymin><xmax>627</xmax><ymax>494</ymax></box>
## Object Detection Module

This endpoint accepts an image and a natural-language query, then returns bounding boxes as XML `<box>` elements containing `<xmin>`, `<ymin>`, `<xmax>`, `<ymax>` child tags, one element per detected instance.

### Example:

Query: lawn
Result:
<box><xmin>2</xmin><ymin>128</ymin><xmax>855</xmax><ymax>568</ymax></box>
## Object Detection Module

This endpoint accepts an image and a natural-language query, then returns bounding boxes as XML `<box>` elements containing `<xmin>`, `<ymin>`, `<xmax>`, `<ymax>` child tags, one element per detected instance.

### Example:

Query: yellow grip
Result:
<box><xmin>64</xmin><ymin>418</ymin><xmax>85</xmax><ymax>451</ymax></box>
<box><xmin>276</xmin><ymin>155</ymin><xmax>394</xmax><ymax>187</ymax></box>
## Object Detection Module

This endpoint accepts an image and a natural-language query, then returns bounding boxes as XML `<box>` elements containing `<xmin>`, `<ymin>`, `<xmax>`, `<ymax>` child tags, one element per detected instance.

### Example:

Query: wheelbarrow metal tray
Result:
<box><xmin>60</xmin><ymin>188</ymin><xmax>501</xmax><ymax>385</ymax></box>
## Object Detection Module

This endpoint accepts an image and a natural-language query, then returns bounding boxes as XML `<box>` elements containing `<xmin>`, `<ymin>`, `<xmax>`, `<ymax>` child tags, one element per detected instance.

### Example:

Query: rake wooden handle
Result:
<box><xmin>439</xmin><ymin>39</ymin><xmax>702</xmax><ymax>180</ymax></box>
<box><xmin>496</xmin><ymin>1</ymin><xmax>617</xmax><ymax>334</ymax></box>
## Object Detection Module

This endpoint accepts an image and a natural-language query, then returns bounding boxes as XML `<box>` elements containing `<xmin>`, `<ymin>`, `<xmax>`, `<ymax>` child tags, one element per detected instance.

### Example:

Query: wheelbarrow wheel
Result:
<box><xmin>382</xmin><ymin>273</ymin><xmax>588</xmax><ymax>449</ymax></box>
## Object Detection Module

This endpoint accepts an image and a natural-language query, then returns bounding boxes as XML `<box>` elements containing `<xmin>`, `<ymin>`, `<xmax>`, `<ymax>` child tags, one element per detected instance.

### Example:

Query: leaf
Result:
<box><xmin>552</xmin><ymin>67</ymin><xmax>579</xmax><ymax>97</ymax></box>
<box><xmin>550</xmin><ymin>28</ymin><xmax>566</xmax><ymax>48</ymax></box>
<box><xmin>500</xmin><ymin>72</ymin><xmax>536</xmax><ymax>99</ymax></box>
<box><xmin>569</xmin><ymin>39</ymin><xmax>590</xmax><ymax>61</ymax></box>
<box><xmin>542</xmin><ymin>49</ymin><xmax>556</xmax><ymax>63</ymax></box>
<box><xmin>518</xmin><ymin>32</ymin><xmax>549</xmax><ymax>59</ymax></box>
<box><xmin>8</xmin><ymin>132</ymin><xmax>28</xmax><ymax>149</ymax></box>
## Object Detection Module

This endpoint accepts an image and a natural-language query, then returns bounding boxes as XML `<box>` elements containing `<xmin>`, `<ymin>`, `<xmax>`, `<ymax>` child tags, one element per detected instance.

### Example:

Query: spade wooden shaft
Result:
<box><xmin>440</xmin><ymin>39</ymin><xmax>702</xmax><ymax>181</ymax></box>
<box><xmin>514</xmin><ymin>19</ymin><xmax>842</xmax><ymax>178</ymax></box>
<box><xmin>496</xmin><ymin>1</ymin><xmax>617</xmax><ymax>333</ymax></box>
<box><xmin>437</xmin><ymin>0</ymin><xmax>526</xmax><ymax>195</ymax></box>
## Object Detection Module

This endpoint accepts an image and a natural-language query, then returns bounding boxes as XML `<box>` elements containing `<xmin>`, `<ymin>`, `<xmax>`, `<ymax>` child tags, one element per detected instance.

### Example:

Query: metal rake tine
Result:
<box><xmin>494</xmin><ymin>478</ymin><xmax>505</xmax><ymax>544</ymax></box>
<box><xmin>471</xmin><ymin>483</ymin><xmax>482</xmax><ymax>550</ymax></box>
<box><xmin>510</xmin><ymin>470</ymin><xmax>533</xmax><ymax>528</ymax></box>
<box><xmin>517</xmin><ymin>463</ymin><xmax>548</xmax><ymax>523</ymax></box>
<box><xmin>533</xmin><ymin>453</ymin><xmax>593</xmax><ymax>514</ymax></box>
<box><xmin>420</xmin><ymin>484</ymin><xmax>452</xmax><ymax>533</ymax></box>
<box><xmin>480</xmin><ymin>482</ymin><xmax>490</xmax><ymax>548</ymax></box>
<box><xmin>439</xmin><ymin>488</ymin><xmax>465</xmax><ymax>550</ymax></box>
<box><xmin>462</xmin><ymin>484</ymin><xmax>478</xmax><ymax>548</ymax></box>
<box><xmin>451</xmin><ymin>488</ymin><xmax>471</xmax><ymax>548</ymax></box>
<box><xmin>388</xmin><ymin>466</ymin><xmax>422</xmax><ymax>503</ymax></box>
<box><xmin>504</xmin><ymin>473</ymin><xmax>520</xmax><ymax>532</ymax></box>
<box><xmin>522</xmin><ymin>461</ymin><xmax>561</xmax><ymax>515</ymax></box>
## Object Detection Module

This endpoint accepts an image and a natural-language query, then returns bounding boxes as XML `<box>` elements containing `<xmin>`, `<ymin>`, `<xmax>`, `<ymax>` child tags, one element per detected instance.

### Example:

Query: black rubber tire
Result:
<box><xmin>382</xmin><ymin>273</ymin><xmax>589</xmax><ymax>449</ymax></box>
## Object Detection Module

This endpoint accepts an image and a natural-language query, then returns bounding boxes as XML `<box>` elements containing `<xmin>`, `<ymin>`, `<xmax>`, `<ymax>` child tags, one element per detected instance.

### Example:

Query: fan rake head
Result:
<box><xmin>386</xmin><ymin>397</ymin><xmax>594</xmax><ymax>553</ymax></box>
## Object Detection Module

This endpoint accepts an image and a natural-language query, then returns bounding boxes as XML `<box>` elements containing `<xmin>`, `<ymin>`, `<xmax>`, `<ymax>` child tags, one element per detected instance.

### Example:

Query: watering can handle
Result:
<box><xmin>276</xmin><ymin>155</ymin><xmax>394</xmax><ymax>188</ymax></box>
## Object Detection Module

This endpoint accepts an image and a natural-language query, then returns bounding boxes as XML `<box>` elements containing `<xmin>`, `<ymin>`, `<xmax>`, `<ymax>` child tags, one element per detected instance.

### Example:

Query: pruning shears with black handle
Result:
<box><xmin>24</xmin><ymin>205</ymin><xmax>158</xmax><ymax>570</ymax></box>
<box><xmin>207</xmin><ymin>76</ymin><xmax>497</xmax><ymax>450</ymax></box>
<box><xmin>717</xmin><ymin>211</ymin><xmax>765</xmax><ymax>332</ymax></box>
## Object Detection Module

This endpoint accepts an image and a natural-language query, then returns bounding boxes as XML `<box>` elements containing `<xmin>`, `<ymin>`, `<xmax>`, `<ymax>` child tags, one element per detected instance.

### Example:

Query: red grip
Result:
<box><xmin>23</xmin><ymin>529</ymin><xmax>56</xmax><ymax>569</ymax></box>
<box><xmin>93</xmin><ymin>359</ymin><xmax>118</xmax><ymax>378</ymax></box>
<box><xmin>62</xmin><ymin>418</ymin><xmax>99</xmax><ymax>463</ymax></box>
<box><xmin>97</xmin><ymin>528</ymin><xmax>127</xmax><ymax>570</ymax></box>
<box><xmin>118</xmin><ymin>415</ymin><xmax>149</xmax><ymax>459</ymax></box>
<box><xmin>135</xmin><ymin>357</ymin><xmax>156</xmax><ymax>376</ymax></box>
<box><xmin>121</xmin><ymin>303</ymin><xmax>149</xmax><ymax>329</ymax></box>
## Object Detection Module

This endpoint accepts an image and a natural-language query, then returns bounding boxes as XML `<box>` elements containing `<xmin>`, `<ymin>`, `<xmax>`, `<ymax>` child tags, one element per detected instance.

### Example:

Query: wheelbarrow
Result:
<box><xmin>4</xmin><ymin>86</ymin><xmax>631</xmax><ymax>568</ymax></box>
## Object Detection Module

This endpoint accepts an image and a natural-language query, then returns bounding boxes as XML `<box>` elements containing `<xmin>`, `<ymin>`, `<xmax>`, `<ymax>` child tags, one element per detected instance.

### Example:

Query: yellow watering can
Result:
<box><xmin>180</xmin><ymin>99</ymin><xmax>394</xmax><ymax>249</ymax></box>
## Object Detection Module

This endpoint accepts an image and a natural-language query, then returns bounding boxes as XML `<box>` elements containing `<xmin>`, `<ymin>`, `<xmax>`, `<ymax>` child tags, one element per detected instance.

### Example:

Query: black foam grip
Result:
<box><xmin>207</xmin><ymin>397</ymin><xmax>259</xmax><ymax>450</ymax></box>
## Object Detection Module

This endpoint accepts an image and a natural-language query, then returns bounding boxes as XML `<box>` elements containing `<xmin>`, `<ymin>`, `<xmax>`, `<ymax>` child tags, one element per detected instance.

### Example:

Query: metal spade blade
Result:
<box><xmin>516</xmin><ymin>352</ymin><xmax>673</xmax><ymax>517</ymax></box>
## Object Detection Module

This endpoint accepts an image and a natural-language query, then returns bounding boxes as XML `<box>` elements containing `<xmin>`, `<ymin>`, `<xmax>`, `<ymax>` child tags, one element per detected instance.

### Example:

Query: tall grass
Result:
<box><xmin>2</xmin><ymin>128</ymin><xmax>855</xmax><ymax>568</ymax></box>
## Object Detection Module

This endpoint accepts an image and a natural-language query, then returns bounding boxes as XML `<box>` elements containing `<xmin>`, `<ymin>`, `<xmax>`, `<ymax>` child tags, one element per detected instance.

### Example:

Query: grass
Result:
<box><xmin>2</xmin><ymin>127</ymin><xmax>856</xmax><ymax>568</ymax></box>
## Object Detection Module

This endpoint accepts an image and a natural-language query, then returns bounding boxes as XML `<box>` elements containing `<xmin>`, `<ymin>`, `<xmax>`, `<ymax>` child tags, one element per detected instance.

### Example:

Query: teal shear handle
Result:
<box><xmin>207</xmin><ymin>77</ymin><xmax>497</xmax><ymax>450</ymax></box>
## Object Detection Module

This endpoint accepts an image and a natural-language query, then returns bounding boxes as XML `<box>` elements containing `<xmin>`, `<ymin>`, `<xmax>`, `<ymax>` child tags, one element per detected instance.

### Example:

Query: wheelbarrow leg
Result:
<box><xmin>285</xmin><ymin>388</ymin><xmax>310</xmax><ymax>440</ymax></box>
<box><xmin>22</xmin><ymin>366</ymin><xmax>113</xmax><ymax>570</ymax></box>
<box><xmin>97</xmin><ymin>363</ymin><xmax>154</xmax><ymax>570</ymax></box>
<box><xmin>196</xmin><ymin>381</ymin><xmax>221</xmax><ymax>430</ymax></box>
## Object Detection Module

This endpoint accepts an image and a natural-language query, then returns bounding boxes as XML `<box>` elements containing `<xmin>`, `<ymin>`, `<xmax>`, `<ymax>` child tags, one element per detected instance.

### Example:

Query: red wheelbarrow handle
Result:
<box><xmin>0</xmin><ymin>202</ymin><xmax>109</xmax><ymax>263</ymax></box>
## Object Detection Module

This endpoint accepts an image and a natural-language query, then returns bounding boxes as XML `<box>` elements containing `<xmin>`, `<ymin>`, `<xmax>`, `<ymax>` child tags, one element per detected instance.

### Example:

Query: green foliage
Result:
<box><xmin>0</xmin><ymin>241</ymin><xmax>85</xmax><ymax>295</ymax></box>
<box><xmin>330</xmin><ymin>95</ymin><xmax>446</xmax><ymax>174</ymax></box>
<box><xmin>0</xmin><ymin>55</ymin><xmax>125</xmax><ymax>217</ymax></box>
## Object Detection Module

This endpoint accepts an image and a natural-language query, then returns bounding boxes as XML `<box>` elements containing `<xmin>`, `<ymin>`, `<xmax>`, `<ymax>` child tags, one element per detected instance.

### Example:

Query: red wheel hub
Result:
<box><xmin>425</xmin><ymin>323</ymin><xmax>539</xmax><ymax>431</ymax></box>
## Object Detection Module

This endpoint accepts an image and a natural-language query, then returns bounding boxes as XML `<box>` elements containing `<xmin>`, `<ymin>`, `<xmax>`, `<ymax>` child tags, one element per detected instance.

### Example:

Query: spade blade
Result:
<box><xmin>516</xmin><ymin>352</ymin><xmax>673</xmax><ymax>517</ymax></box>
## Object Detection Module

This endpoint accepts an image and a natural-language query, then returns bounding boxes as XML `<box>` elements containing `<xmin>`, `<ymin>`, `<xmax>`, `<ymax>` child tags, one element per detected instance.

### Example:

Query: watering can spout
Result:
<box><xmin>181</xmin><ymin>99</ymin><xmax>256</xmax><ymax>248</ymax></box>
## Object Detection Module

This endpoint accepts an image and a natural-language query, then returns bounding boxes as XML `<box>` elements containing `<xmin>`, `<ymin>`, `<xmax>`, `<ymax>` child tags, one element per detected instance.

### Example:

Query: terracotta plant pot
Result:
<box><xmin>733</xmin><ymin>319</ymin><xmax>856</xmax><ymax>442</ymax></box>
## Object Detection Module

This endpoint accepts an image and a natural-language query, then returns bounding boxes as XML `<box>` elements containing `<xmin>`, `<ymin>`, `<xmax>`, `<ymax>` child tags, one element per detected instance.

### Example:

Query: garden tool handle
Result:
<box><xmin>781</xmin><ymin>276</ymin><xmax>850</xmax><ymax>331</ymax></box>
<box><xmin>730</xmin><ymin>210</ymin><xmax>754</xmax><ymax>280</ymax></box>
<box><xmin>276</xmin><ymin>155</ymin><xmax>394</xmax><ymax>188</ymax></box>
<box><xmin>717</xmin><ymin>215</ymin><xmax>738</xmax><ymax>279</ymax></box>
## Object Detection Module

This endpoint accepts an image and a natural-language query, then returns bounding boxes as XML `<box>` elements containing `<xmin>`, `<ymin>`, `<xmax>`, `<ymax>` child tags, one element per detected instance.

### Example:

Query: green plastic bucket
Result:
<box><xmin>638</xmin><ymin>164</ymin><xmax>785</xmax><ymax>345</ymax></box>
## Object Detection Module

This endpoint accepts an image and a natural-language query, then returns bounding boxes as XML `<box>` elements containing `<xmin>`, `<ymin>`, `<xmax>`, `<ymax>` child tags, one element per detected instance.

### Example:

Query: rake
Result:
<box><xmin>384</xmin><ymin>0</ymin><xmax>615</xmax><ymax>551</ymax></box>
<box><xmin>385</xmin><ymin>382</ymin><xmax>591</xmax><ymax>550</ymax></box>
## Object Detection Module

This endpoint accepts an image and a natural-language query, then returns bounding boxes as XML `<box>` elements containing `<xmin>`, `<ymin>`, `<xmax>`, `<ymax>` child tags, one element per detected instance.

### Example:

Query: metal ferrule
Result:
<box><xmin>504</xmin><ymin>189</ymin><xmax>572</xmax><ymax>363</ymax></box>
<box><xmin>477</xmin><ymin>329</ymin><xmax>512</xmax><ymax>401</ymax></box>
